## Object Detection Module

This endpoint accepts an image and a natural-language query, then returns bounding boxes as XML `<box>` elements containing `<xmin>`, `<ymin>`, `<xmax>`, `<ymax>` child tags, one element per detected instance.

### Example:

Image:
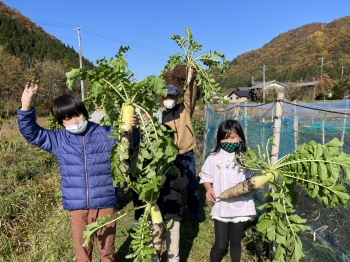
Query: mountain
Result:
<box><xmin>219</xmin><ymin>16</ymin><xmax>350</xmax><ymax>91</ymax></box>
<box><xmin>0</xmin><ymin>1</ymin><xmax>93</xmax><ymax>69</ymax></box>
<box><xmin>0</xmin><ymin>1</ymin><xmax>94</xmax><ymax>115</ymax></box>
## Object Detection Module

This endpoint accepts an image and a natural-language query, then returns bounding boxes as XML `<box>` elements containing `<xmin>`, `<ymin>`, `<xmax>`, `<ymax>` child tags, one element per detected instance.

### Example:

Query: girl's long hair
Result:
<box><xmin>212</xmin><ymin>120</ymin><xmax>247</xmax><ymax>161</ymax></box>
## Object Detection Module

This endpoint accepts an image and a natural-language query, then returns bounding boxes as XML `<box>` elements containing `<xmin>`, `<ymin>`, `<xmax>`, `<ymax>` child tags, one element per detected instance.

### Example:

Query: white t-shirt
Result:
<box><xmin>199</xmin><ymin>149</ymin><xmax>256</xmax><ymax>220</ymax></box>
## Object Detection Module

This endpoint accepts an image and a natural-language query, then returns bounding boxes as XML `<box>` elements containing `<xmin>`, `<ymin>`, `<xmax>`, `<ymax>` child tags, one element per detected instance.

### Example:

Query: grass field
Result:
<box><xmin>0</xmin><ymin>115</ymin><xmax>261</xmax><ymax>262</ymax></box>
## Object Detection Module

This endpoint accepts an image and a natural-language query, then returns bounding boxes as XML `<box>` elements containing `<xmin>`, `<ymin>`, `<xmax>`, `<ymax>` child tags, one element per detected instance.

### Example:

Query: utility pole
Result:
<box><xmin>341</xmin><ymin>66</ymin><xmax>346</xmax><ymax>80</ymax></box>
<box><xmin>319</xmin><ymin>57</ymin><xmax>324</xmax><ymax>79</ymax></box>
<box><xmin>74</xmin><ymin>26</ymin><xmax>85</xmax><ymax>100</ymax></box>
<box><xmin>261</xmin><ymin>63</ymin><xmax>268</xmax><ymax>103</ymax></box>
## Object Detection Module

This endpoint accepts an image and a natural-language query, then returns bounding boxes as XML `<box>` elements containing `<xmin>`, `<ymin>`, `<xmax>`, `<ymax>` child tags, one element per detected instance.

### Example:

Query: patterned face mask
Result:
<box><xmin>221</xmin><ymin>141</ymin><xmax>240</xmax><ymax>153</ymax></box>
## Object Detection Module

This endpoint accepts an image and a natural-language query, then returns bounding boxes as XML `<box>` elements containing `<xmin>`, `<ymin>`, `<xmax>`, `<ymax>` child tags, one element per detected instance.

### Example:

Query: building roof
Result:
<box><xmin>231</xmin><ymin>90</ymin><xmax>250</xmax><ymax>98</ymax></box>
<box><xmin>250</xmin><ymin>80</ymin><xmax>287</xmax><ymax>89</ymax></box>
<box><xmin>237</xmin><ymin>87</ymin><xmax>253</xmax><ymax>91</ymax></box>
<box><xmin>295</xmin><ymin>81</ymin><xmax>318</xmax><ymax>87</ymax></box>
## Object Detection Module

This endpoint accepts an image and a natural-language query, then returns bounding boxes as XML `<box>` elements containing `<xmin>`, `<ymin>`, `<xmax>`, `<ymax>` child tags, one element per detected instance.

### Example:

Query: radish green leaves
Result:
<box><xmin>239</xmin><ymin>138</ymin><xmax>350</xmax><ymax>261</ymax></box>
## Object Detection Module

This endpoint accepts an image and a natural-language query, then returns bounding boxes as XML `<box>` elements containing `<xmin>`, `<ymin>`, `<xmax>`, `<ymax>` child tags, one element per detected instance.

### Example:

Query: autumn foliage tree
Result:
<box><xmin>332</xmin><ymin>76</ymin><xmax>350</xmax><ymax>99</ymax></box>
<box><xmin>0</xmin><ymin>44</ymin><xmax>84</xmax><ymax>116</ymax></box>
<box><xmin>315</xmin><ymin>73</ymin><xmax>333</xmax><ymax>100</ymax></box>
<box><xmin>0</xmin><ymin>46</ymin><xmax>24</xmax><ymax>115</ymax></box>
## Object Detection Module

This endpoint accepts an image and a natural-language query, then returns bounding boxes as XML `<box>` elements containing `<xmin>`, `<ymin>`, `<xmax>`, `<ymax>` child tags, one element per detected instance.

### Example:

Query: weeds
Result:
<box><xmin>0</xmin><ymin>117</ymin><xmax>62</xmax><ymax>260</ymax></box>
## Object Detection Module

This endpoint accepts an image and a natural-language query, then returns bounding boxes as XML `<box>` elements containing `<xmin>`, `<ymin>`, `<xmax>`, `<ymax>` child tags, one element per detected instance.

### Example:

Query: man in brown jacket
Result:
<box><xmin>162</xmin><ymin>84</ymin><xmax>199</xmax><ymax>224</ymax></box>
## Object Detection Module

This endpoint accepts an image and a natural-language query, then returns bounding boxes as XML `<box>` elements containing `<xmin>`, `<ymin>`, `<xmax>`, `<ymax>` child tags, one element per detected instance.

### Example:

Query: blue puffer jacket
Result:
<box><xmin>17</xmin><ymin>108</ymin><xmax>117</xmax><ymax>211</ymax></box>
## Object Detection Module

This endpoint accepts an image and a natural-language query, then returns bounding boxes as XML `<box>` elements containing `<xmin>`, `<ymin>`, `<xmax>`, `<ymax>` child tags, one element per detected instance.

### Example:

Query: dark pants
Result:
<box><xmin>132</xmin><ymin>189</ymin><xmax>144</xmax><ymax>220</ymax></box>
<box><xmin>210</xmin><ymin>219</ymin><xmax>245</xmax><ymax>262</ymax></box>
<box><xmin>176</xmin><ymin>150</ymin><xmax>199</xmax><ymax>223</ymax></box>
<box><xmin>130</xmin><ymin>174</ymin><xmax>144</xmax><ymax>220</ymax></box>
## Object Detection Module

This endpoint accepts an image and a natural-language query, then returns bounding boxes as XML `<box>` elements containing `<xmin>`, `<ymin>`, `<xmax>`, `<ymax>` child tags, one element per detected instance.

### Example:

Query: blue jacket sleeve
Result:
<box><xmin>17</xmin><ymin>108</ymin><xmax>56</xmax><ymax>153</ymax></box>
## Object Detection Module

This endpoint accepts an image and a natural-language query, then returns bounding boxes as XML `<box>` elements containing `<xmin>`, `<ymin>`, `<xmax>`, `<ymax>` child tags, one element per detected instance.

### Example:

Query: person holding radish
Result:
<box><xmin>17</xmin><ymin>80</ymin><xmax>137</xmax><ymax>262</ymax></box>
<box><xmin>199</xmin><ymin>119</ymin><xmax>256</xmax><ymax>262</ymax></box>
<box><xmin>162</xmin><ymin>84</ymin><xmax>200</xmax><ymax>225</ymax></box>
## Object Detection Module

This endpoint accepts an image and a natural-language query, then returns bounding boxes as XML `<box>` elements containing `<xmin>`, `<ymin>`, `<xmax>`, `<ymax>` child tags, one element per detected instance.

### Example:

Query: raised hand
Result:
<box><xmin>21</xmin><ymin>80</ymin><xmax>39</xmax><ymax>111</ymax></box>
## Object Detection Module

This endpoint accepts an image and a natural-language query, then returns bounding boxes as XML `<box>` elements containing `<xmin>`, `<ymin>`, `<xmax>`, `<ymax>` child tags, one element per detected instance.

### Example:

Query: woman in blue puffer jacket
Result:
<box><xmin>18</xmin><ymin>80</ymin><xmax>136</xmax><ymax>262</ymax></box>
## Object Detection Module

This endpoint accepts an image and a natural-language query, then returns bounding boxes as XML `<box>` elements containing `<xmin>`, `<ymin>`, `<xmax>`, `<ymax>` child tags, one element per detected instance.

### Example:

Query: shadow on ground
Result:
<box><xmin>178</xmin><ymin>176</ymin><xmax>207</xmax><ymax>262</ymax></box>
<box><xmin>114</xmin><ymin>235</ymin><xmax>132</xmax><ymax>261</ymax></box>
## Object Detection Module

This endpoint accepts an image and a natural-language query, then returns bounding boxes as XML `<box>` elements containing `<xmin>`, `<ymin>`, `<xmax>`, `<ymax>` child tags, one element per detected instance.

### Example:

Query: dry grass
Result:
<box><xmin>1</xmin><ymin>116</ymin><xmax>48</xmax><ymax>140</ymax></box>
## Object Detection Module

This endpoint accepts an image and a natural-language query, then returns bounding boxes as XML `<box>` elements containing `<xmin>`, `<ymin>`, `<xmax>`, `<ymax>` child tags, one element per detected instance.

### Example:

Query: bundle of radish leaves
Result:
<box><xmin>219</xmin><ymin>137</ymin><xmax>350</xmax><ymax>262</ymax></box>
<box><xmin>66</xmin><ymin>46</ymin><xmax>179</xmax><ymax>261</ymax></box>
<box><xmin>162</xmin><ymin>27</ymin><xmax>228</xmax><ymax>103</ymax></box>
<box><xmin>66</xmin><ymin>26</ymin><xmax>228</xmax><ymax>261</ymax></box>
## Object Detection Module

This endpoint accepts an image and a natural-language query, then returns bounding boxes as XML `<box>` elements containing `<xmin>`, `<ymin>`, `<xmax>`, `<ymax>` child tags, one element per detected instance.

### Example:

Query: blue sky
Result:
<box><xmin>4</xmin><ymin>0</ymin><xmax>350</xmax><ymax>80</ymax></box>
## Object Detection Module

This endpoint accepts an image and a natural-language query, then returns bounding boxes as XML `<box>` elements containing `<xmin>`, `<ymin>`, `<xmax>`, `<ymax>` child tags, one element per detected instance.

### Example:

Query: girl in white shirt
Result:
<box><xmin>199</xmin><ymin>119</ymin><xmax>256</xmax><ymax>262</ymax></box>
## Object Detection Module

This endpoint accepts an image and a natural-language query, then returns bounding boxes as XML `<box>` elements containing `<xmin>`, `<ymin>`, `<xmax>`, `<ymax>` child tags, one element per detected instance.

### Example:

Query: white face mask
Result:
<box><xmin>163</xmin><ymin>99</ymin><xmax>176</xmax><ymax>109</ymax></box>
<box><xmin>64</xmin><ymin>118</ymin><xmax>88</xmax><ymax>134</ymax></box>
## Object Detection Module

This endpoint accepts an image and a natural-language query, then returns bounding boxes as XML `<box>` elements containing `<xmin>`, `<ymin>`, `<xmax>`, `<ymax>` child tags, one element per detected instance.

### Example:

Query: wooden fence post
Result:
<box><xmin>268</xmin><ymin>92</ymin><xmax>284</xmax><ymax>260</ymax></box>
<box><xmin>271</xmin><ymin>92</ymin><xmax>284</xmax><ymax>164</ymax></box>
<box><xmin>293</xmin><ymin>100</ymin><xmax>299</xmax><ymax>150</ymax></box>
<box><xmin>244</xmin><ymin>101</ymin><xmax>248</xmax><ymax>143</ymax></box>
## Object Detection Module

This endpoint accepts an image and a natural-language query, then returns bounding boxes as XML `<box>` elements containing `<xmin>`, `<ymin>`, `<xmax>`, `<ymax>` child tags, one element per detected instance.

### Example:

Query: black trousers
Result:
<box><xmin>210</xmin><ymin>219</ymin><xmax>245</xmax><ymax>262</ymax></box>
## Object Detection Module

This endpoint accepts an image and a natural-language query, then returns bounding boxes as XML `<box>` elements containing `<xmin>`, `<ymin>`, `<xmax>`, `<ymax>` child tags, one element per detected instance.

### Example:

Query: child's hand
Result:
<box><xmin>21</xmin><ymin>80</ymin><xmax>39</xmax><ymax>111</ymax></box>
<box><xmin>131</xmin><ymin>114</ymin><xmax>138</xmax><ymax>127</ymax></box>
<box><xmin>205</xmin><ymin>188</ymin><xmax>216</xmax><ymax>202</ymax></box>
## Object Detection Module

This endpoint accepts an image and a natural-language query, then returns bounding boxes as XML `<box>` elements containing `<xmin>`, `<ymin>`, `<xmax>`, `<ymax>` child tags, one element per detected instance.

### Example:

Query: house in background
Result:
<box><xmin>293</xmin><ymin>81</ymin><xmax>318</xmax><ymax>100</ymax></box>
<box><xmin>249</xmin><ymin>80</ymin><xmax>286</xmax><ymax>93</ymax></box>
<box><xmin>226</xmin><ymin>87</ymin><xmax>254</xmax><ymax>103</ymax></box>
<box><xmin>250</xmin><ymin>79</ymin><xmax>318</xmax><ymax>100</ymax></box>
<box><xmin>213</xmin><ymin>79</ymin><xmax>319</xmax><ymax>104</ymax></box>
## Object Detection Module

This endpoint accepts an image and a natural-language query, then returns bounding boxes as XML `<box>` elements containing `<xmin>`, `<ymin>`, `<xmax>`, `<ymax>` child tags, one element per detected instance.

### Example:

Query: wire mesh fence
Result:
<box><xmin>201</xmin><ymin>100</ymin><xmax>350</xmax><ymax>261</ymax></box>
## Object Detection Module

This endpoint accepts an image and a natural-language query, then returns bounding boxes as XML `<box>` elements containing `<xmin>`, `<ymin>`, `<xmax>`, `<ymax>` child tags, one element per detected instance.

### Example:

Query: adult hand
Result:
<box><xmin>205</xmin><ymin>187</ymin><xmax>216</xmax><ymax>203</ymax></box>
<box><xmin>131</xmin><ymin>114</ymin><xmax>138</xmax><ymax>127</ymax></box>
<box><xmin>21</xmin><ymin>80</ymin><xmax>39</xmax><ymax>111</ymax></box>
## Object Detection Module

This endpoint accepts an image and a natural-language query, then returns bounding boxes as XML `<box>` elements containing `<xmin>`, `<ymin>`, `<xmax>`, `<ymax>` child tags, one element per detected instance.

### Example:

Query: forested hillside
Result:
<box><xmin>2</xmin><ymin>0</ymin><xmax>350</xmax><ymax>111</ymax></box>
<box><xmin>0</xmin><ymin>2</ymin><xmax>94</xmax><ymax>116</ymax></box>
<box><xmin>219</xmin><ymin>16</ymin><xmax>350</xmax><ymax>91</ymax></box>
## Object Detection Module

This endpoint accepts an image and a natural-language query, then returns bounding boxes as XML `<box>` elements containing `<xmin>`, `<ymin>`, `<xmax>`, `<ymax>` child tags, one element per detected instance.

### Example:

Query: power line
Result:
<box><xmin>32</xmin><ymin>19</ymin><xmax>173</xmax><ymax>56</ymax></box>
<box><xmin>83</xmin><ymin>27</ymin><xmax>171</xmax><ymax>55</ymax></box>
<box><xmin>31</xmin><ymin>19</ymin><xmax>77</xmax><ymax>29</ymax></box>
<box><xmin>82</xmin><ymin>39</ymin><xmax>167</xmax><ymax>62</ymax></box>
<box><xmin>283</xmin><ymin>100</ymin><xmax>350</xmax><ymax>116</ymax></box>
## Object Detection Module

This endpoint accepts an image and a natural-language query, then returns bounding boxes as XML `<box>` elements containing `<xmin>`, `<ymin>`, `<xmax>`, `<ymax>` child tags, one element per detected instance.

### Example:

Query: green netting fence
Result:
<box><xmin>201</xmin><ymin>100</ymin><xmax>350</xmax><ymax>262</ymax></box>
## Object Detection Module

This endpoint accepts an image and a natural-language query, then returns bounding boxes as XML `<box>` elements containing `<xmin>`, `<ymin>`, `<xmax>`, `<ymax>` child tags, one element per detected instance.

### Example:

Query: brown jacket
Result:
<box><xmin>162</xmin><ymin>83</ymin><xmax>197</xmax><ymax>154</ymax></box>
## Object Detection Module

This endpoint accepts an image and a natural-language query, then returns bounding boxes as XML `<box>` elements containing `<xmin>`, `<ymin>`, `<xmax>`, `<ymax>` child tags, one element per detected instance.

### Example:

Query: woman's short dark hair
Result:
<box><xmin>212</xmin><ymin>119</ymin><xmax>247</xmax><ymax>155</ymax></box>
<box><xmin>52</xmin><ymin>94</ymin><xmax>89</xmax><ymax>126</ymax></box>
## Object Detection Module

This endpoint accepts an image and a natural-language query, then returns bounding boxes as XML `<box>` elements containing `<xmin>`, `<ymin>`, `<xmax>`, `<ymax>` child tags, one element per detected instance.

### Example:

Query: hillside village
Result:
<box><xmin>219</xmin><ymin>79</ymin><xmax>319</xmax><ymax>103</ymax></box>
